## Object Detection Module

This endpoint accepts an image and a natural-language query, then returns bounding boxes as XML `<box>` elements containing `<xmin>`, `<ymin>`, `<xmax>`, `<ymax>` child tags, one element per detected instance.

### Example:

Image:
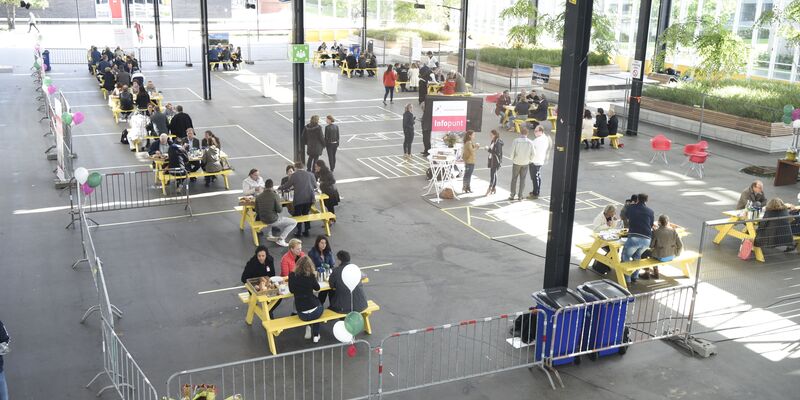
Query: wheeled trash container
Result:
<box><xmin>532</xmin><ymin>287</ymin><xmax>586</xmax><ymax>366</ymax></box>
<box><xmin>576</xmin><ymin>279</ymin><xmax>632</xmax><ymax>359</ymax></box>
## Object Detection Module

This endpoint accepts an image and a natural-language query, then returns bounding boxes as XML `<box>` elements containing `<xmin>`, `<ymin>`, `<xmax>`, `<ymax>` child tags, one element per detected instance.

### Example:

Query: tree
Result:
<box><xmin>755</xmin><ymin>0</ymin><xmax>800</xmax><ymax>45</ymax></box>
<box><xmin>534</xmin><ymin>4</ymin><xmax>617</xmax><ymax>59</ymax></box>
<box><xmin>498</xmin><ymin>0</ymin><xmax>545</xmax><ymax>48</ymax></box>
<box><xmin>2</xmin><ymin>0</ymin><xmax>48</xmax><ymax>30</ymax></box>
<box><xmin>392</xmin><ymin>0</ymin><xmax>460</xmax><ymax>32</ymax></box>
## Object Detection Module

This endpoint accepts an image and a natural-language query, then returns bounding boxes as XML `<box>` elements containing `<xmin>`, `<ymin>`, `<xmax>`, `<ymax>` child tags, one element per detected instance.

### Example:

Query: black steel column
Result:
<box><xmin>361</xmin><ymin>0</ymin><xmax>367</xmax><ymax>49</ymax></box>
<box><xmin>123</xmin><ymin>0</ymin><xmax>131</xmax><ymax>28</ymax></box>
<box><xmin>200</xmin><ymin>0</ymin><xmax>211</xmax><ymax>100</ymax></box>
<box><xmin>293</xmin><ymin>0</ymin><xmax>306</xmax><ymax>162</ymax></box>
<box><xmin>456</xmin><ymin>0</ymin><xmax>469</xmax><ymax>75</ymax></box>
<box><xmin>542</xmin><ymin>0</ymin><xmax>594</xmax><ymax>289</ymax></box>
<box><xmin>653</xmin><ymin>0</ymin><xmax>672</xmax><ymax>71</ymax></box>
<box><xmin>625</xmin><ymin>0</ymin><xmax>653</xmax><ymax>136</ymax></box>
<box><xmin>154</xmin><ymin>0</ymin><xmax>163</xmax><ymax>67</ymax></box>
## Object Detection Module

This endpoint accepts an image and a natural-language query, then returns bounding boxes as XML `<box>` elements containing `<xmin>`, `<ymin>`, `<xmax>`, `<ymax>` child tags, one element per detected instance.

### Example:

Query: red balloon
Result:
<box><xmin>347</xmin><ymin>344</ymin><xmax>357</xmax><ymax>358</ymax></box>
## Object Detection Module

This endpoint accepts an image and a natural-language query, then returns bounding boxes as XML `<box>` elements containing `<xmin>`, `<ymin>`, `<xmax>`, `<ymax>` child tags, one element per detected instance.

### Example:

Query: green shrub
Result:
<box><xmin>464</xmin><ymin>47</ymin><xmax>610</xmax><ymax>68</ymax></box>
<box><xmin>642</xmin><ymin>79</ymin><xmax>795</xmax><ymax>123</ymax></box>
<box><xmin>366</xmin><ymin>28</ymin><xmax>451</xmax><ymax>42</ymax></box>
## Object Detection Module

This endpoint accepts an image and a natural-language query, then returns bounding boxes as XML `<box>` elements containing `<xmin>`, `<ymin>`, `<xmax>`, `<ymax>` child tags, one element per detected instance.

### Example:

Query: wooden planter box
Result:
<box><xmin>640</xmin><ymin>97</ymin><xmax>791</xmax><ymax>137</ymax></box>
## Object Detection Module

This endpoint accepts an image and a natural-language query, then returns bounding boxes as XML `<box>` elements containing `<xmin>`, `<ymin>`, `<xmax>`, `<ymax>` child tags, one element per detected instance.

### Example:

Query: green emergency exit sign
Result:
<box><xmin>288</xmin><ymin>44</ymin><xmax>310</xmax><ymax>63</ymax></box>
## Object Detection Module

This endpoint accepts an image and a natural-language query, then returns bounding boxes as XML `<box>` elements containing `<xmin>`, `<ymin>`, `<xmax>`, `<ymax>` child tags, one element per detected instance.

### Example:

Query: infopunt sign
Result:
<box><xmin>431</xmin><ymin>100</ymin><xmax>468</xmax><ymax>132</ymax></box>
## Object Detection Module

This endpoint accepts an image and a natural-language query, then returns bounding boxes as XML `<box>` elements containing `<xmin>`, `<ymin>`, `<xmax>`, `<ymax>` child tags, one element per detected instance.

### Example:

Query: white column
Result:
<box><xmin>678</xmin><ymin>0</ymin><xmax>688</xmax><ymax>21</ymax></box>
<box><xmin>732</xmin><ymin>0</ymin><xmax>743</xmax><ymax>33</ymax></box>
<box><xmin>616</xmin><ymin>0</ymin><xmax>624</xmax><ymax>43</ymax></box>
<box><xmin>791</xmin><ymin>45</ymin><xmax>799</xmax><ymax>83</ymax></box>
<box><xmin>318</xmin><ymin>0</ymin><xmax>322</xmax><ymax>15</ymax></box>
<box><xmin>377</xmin><ymin>0</ymin><xmax>381</xmax><ymax>23</ymax></box>
<box><xmin>627</xmin><ymin>0</ymin><xmax>637</xmax><ymax>57</ymax></box>
<box><xmin>767</xmin><ymin>0</ymin><xmax>785</xmax><ymax>79</ymax></box>
<box><xmin>746</xmin><ymin>0</ymin><xmax>764</xmax><ymax>78</ymax></box>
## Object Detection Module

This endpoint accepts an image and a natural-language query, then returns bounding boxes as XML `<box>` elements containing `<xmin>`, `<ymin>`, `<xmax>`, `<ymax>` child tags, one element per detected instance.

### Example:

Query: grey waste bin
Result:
<box><xmin>465</xmin><ymin>60</ymin><xmax>477</xmax><ymax>86</ymax></box>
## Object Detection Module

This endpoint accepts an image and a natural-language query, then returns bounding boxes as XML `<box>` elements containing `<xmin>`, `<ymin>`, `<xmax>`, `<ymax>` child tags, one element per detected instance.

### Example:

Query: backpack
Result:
<box><xmin>120</xmin><ymin>129</ymin><xmax>129</xmax><ymax>144</ymax></box>
<box><xmin>510</xmin><ymin>311</ymin><xmax>537</xmax><ymax>344</ymax></box>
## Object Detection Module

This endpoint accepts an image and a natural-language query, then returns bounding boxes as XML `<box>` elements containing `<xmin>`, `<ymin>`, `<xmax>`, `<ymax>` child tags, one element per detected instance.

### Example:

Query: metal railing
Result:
<box><xmin>165</xmin><ymin>340</ymin><xmax>373</xmax><ymax>400</ymax></box>
<box><xmin>77</xmin><ymin>170</ymin><xmax>191</xmax><ymax>215</ymax></box>
<box><xmin>86</xmin><ymin>317</ymin><xmax>159</xmax><ymax>400</ymax></box>
<box><xmin>46</xmin><ymin>47</ymin><xmax>188</xmax><ymax>65</ymax></box>
<box><xmin>377</xmin><ymin>309</ymin><xmax>553</xmax><ymax>397</ymax></box>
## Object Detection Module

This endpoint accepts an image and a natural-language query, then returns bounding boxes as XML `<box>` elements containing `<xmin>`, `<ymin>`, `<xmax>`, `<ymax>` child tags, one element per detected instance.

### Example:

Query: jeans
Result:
<box><xmin>529</xmin><ymin>164</ymin><xmax>542</xmax><ymax>196</ymax></box>
<box><xmin>0</xmin><ymin>370</ymin><xmax>7</xmax><ymax>400</ymax></box>
<box><xmin>383</xmin><ymin>86</ymin><xmax>394</xmax><ymax>102</ymax></box>
<box><xmin>326</xmin><ymin>144</ymin><xmax>338</xmax><ymax>171</ymax></box>
<box><xmin>271</xmin><ymin>216</ymin><xmax>298</xmax><ymax>241</ymax></box>
<box><xmin>463</xmin><ymin>163</ymin><xmax>475</xmax><ymax>189</ymax></box>
<box><xmin>306</xmin><ymin>154</ymin><xmax>320</xmax><ymax>171</ymax></box>
<box><xmin>658</xmin><ymin>256</ymin><xmax>675</xmax><ymax>262</ymax></box>
<box><xmin>403</xmin><ymin>130</ymin><xmax>414</xmax><ymax>155</ymax></box>
<box><xmin>509</xmin><ymin>164</ymin><xmax>528</xmax><ymax>198</ymax></box>
<box><xmin>489</xmin><ymin>164</ymin><xmax>499</xmax><ymax>190</ymax></box>
<box><xmin>622</xmin><ymin>235</ymin><xmax>651</xmax><ymax>282</ymax></box>
<box><xmin>293</xmin><ymin>203</ymin><xmax>312</xmax><ymax>234</ymax></box>
<box><xmin>298</xmin><ymin>305</ymin><xmax>324</xmax><ymax>336</ymax></box>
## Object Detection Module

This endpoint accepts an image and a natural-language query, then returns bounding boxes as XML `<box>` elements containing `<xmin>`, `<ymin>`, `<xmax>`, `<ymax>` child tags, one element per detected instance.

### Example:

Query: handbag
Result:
<box><xmin>738</xmin><ymin>239</ymin><xmax>753</xmax><ymax>260</ymax></box>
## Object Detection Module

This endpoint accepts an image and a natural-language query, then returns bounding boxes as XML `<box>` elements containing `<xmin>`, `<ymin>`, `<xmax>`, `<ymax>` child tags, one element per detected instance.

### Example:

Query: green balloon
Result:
<box><xmin>344</xmin><ymin>312</ymin><xmax>364</xmax><ymax>335</ymax></box>
<box><xmin>87</xmin><ymin>172</ymin><xmax>102</xmax><ymax>188</ymax></box>
<box><xmin>62</xmin><ymin>112</ymin><xmax>72</xmax><ymax>125</ymax></box>
<box><xmin>33</xmin><ymin>61</ymin><xmax>40</xmax><ymax>69</ymax></box>
<box><xmin>43</xmin><ymin>76</ymin><xmax>52</xmax><ymax>85</ymax></box>
<box><xmin>784</xmin><ymin>105</ymin><xmax>794</xmax><ymax>116</ymax></box>
<box><xmin>784</xmin><ymin>115</ymin><xmax>793</xmax><ymax>125</ymax></box>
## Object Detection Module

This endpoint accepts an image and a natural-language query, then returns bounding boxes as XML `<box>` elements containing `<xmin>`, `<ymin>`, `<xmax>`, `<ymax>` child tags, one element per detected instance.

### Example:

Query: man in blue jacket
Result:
<box><xmin>621</xmin><ymin>193</ymin><xmax>655</xmax><ymax>283</ymax></box>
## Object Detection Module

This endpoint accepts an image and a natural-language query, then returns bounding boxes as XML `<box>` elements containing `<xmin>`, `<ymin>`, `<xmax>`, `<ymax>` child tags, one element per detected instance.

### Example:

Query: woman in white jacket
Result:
<box><xmin>581</xmin><ymin>109</ymin><xmax>594</xmax><ymax>150</ymax></box>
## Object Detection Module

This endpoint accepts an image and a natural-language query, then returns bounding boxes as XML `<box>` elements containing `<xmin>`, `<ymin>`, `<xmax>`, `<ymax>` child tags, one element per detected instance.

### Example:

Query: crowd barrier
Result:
<box><xmin>377</xmin><ymin>309</ymin><xmax>552</xmax><ymax>396</ymax></box>
<box><xmin>87</xmin><ymin>317</ymin><xmax>159</xmax><ymax>400</ymax></box>
<box><xmin>165</xmin><ymin>340</ymin><xmax>373</xmax><ymax>400</ymax></box>
<box><xmin>35</xmin><ymin>48</ymin><xmax>75</xmax><ymax>187</ymax></box>
<box><xmin>46</xmin><ymin>46</ymin><xmax>189</xmax><ymax>65</ymax></box>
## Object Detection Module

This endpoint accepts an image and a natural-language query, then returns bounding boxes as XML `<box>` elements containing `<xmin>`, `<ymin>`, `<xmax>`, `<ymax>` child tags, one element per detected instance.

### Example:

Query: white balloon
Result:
<box><xmin>341</xmin><ymin>264</ymin><xmax>362</xmax><ymax>292</ymax></box>
<box><xmin>332</xmin><ymin>321</ymin><xmax>353</xmax><ymax>343</ymax></box>
<box><xmin>74</xmin><ymin>167</ymin><xmax>89</xmax><ymax>184</ymax></box>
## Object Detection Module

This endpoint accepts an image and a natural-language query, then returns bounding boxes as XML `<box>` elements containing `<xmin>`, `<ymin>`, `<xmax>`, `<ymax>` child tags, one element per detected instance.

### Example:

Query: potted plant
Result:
<box><xmin>443</xmin><ymin>132</ymin><xmax>459</xmax><ymax>148</ymax></box>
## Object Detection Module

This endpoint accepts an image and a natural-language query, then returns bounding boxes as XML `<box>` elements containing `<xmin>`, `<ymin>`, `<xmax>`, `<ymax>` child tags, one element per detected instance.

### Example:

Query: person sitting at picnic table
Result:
<box><xmin>131</xmin><ymin>69</ymin><xmax>145</xmax><ymax>87</ymax></box>
<box><xmin>366</xmin><ymin>52</ymin><xmax>377</xmax><ymax>76</ymax></box>
<box><xmin>219</xmin><ymin>45</ymin><xmax>231</xmax><ymax>70</ymax></box>
<box><xmin>241</xmin><ymin>245</ymin><xmax>275</xmax><ymax>283</ymax></box>
<box><xmin>736</xmin><ymin>180</ymin><xmax>767</xmax><ymax>210</ymax></box>
<box><xmin>116</xmin><ymin>67</ymin><xmax>131</xmax><ymax>87</ymax></box>
<box><xmin>622</xmin><ymin>193</ymin><xmax>655</xmax><ymax>283</ymax></box>
<box><xmin>314</xmin><ymin>160</ymin><xmax>340</xmax><ymax>216</ymax></box>
<box><xmin>408</xmin><ymin>62</ymin><xmax>419</xmax><ymax>91</ymax></box>
<box><xmin>164</xmin><ymin>103</ymin><xmax>176</xmax><ymax>121</ymax></box>
<box><xmin>169</xmin><ymin>105</ymin><xmax>193</xmax><ymax>140</ymax></box>
<box><xmin>505</xmin><ymin>98</ymin><xmax>530</xmax><ymax>131</ymax></box>
<box><xmin>279</xmin><ymin>162</ymin><xmax>318</xmax><ymax>237</ymax></box>
<box><xmin>755</xmin><ymin>198</ymin><xmax>797</xmax><ymax>253</ymax></box>
<box><xmin>593</xmin><ymin>108</ymin><xmax>609</xmax><ymax>147</ymax></box>
<box><xmin>101</xmin><ymin>67</ymin><xmax>115</xmax><ymax>92</ymax></box>
<box><xmin>581</xmin><ymin>109</ymin><xmax>595</xmax><ymax>149</ymax></box>
<box><xmin>200</xmin><ymin>142</ymin><xmax>223</xmax><ymax>187</ymax></box>
<box><xmin>232</xmin><ymin>46</ymin><xmax>242</xmax><ymax>70</ymax></box>
<box><xmin>167</xmin><ymin>142</ymin><xmax>189</xmax><ymax>192</ymax></box>
<box><xmin>118</xmin><ymin>85</ymin><xmax>135</xmax><ymax>120</ymax></box>
<box><xmin>243</xmin><ymin>168</ymin><xmax>265</xmax><ymax>196</ymax></box>
<box><xmin>281</xmin><ymin>164</ymin><xmax>295</xmax><ymax>187</ymax></box>
<box><xmin>208</xmin><ymin>46</ymin><xmax>220</xmax><ymax>70</ymax></box>
<box><xmin>608</xmin><ymin>108</ymin><xmax>619</xmax><ymax>137</ymax></box>
<box><xmin>145</xmin><ymin>80</ymin><xmax>158</xmax><ymax>95</ymax></box>
<box><xmin>337</xmin><ymin>47</ymin><xmax>348</xmax><ymax>68</ymax></box>
<box><xmin>98</xmin><ymin>55</ymin><xmax>112</xmax><ymax>75</ymax></box>
<box><xmin>308</xmin><ymin>234</ymin><xmax>335</xmax><ymax>304</ymax></box>
<box><xmin>441</xmin><ymin>72</ymin><xmax>456</xmax><ymax>95</ymax></box>
<box><xmin>530</xmin><ymin>95</ymin><xmax>548</xmax><ymax>122</ymax></box>
<box><xmin>454</xmin><ymin>72</ymin><xmax>467</xmax><ymax>93</ymax></box>
<box><xmin>328</xmin><ymin>250</ymin><xmax>368</xmax><ymax>313</ymax></box>
<box><xmin>591</xmin><ymin>205</ymin><xmax>623</xmax><ymax>232</ymax></box>
<box><xmin>647</xmin><ymin>214</ymin><xmax>683</xmax><ymax>279</ymax></box>
<box><xmin>133</xmin><ymin>86</ymin><xmax>150</xmax><ymax>110</ymax></box>
<box><xmin>356</xmin><ymin>53</ymin><xmax>368</xmax><ymax>77</ymax></box>
<box><xmin>148</xmin><ymin>104</ymin><xmax>168</xmax><ymax>137</ymax></box>
<box><xmin>148</xmin><ymin>133</ymin><xmax>172</xmax><ymax>156</ymax></box>
<box><xmin>317</xmin><ymin>42</ymin><xmax>330</xmax><ymax>66</ymax></box>
<box><xmin>495</xmin><ymin>90</ymin><xmax>511</xmax><ymax>123</ymax></box>
<box><xmin>397</xmin><ymin>63</ymin><xmax>409</xmax><ymax>91</ymax></box>
<box><xmin>281</xmin><ymin>238</ymin><xmax>305</xmax><ymax>276</ymax></box>
<box><xmin>183</xmin><ymin>129</ymin><xmax>202</xmax><ymax>176</ymax></box>
<box><xmin>255</xmin><ymin>179</ymin><xmax>297</xmax><ymax>247</ymax></box>
<box><xmin>289</xmin><ymin>256</ymin><xmax>324</xmax><ymax>343</ymax></box>
<box><xmin>204</xmin><ymin>130</ymin><xmax>222</xmax><ymax>149</ymax></box>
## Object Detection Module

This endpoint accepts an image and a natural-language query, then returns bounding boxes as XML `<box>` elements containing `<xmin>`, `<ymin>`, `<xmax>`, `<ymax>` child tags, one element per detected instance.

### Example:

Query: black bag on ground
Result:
<box><xmin>591</xmin><ymin>260</ymin><xmax>611</xmax><ymax>274</ymax></box>
<box><xmin>510</xmin><ymin>311</ymin><xmax>537</xmax><ymax>344</ymax></box>
<box><xmin>120</xmin><ymin>129</ymin><xmax>129</xmax><ymax>144</ymax></box>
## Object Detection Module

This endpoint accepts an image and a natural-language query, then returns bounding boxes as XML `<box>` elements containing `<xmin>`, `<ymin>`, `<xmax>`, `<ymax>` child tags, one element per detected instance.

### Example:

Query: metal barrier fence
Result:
<box><xmin>86</xmin><ymin>317</ymin><xmax>159</xmax><ymax>400</ymax></box>
<box><xmin>547</xmin><ymin>285</ymin><xmax>695</xmax><ymax>369</ymax></box>
<box><xmin>77</xmin><ymin>169</ymin><xmax>191</xmax><ymax>215</ymax></box>
<box><xmin>46</xmin><ymin>47</ymin><xmax>189</xmax><ymax>65</ymax></box>
<box><xmin>377</xmin><ymin>309</ymin><xmax>553</xmax><ymax>396</ymax></box>
<box><xmin>165</xmin><ymin>340</ymin><xmax>373</xmax><ymax>400</ymax></box>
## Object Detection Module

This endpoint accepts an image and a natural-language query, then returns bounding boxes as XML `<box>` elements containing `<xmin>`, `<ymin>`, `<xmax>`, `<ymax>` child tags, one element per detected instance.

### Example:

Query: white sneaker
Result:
<box><xmin>265</xmin><ymin>235</ymin><xmax>279</xmax><ymax>242</ymax></box>
<box><xmin>276</xmin><ymin>239</ymin><xmax>289</xmax><ymax>247</ymax></box>
<box><xmin>304</xmin><ymin>326</ymin><xmax>312</xmax><ymax>339</ymax></box>
<box><xmin>313</xmin><ymin>335</ymin><xmax>321</xmax><ymax>343</ymax></box>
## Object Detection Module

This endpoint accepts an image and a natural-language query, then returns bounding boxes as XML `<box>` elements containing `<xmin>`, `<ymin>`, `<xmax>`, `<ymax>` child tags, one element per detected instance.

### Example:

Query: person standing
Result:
<box><xmin>508</xmin><ymin>128</ymin><xmax>535</xmax><ymax>201</ymax></box>
<box><xmin>528</xmin><ymin>125</ymin><xmax>550</xmax><ymax>200</ymax></box>
<box><xmin>256</xmin><ymin>179</ymin><xmax>298</xmax><ymax>247</ymax></box>
<box><xmin>324</xmin><ymin>115</ymin><xmax>340</xmax><ymax>172</ymax></box>
<box><xmin>314</xmin><ymin>160</ymin><xmax>340</xmax><ymax>215</ymax></box>
<box><xmin>418</xmin><ymin>63</ymin><xmax>431</xmax><ymax>105</ymax></box>
<box><xmin>28</xmin><ymin>12</ymin><xmax>39</xmax><ymax>33</ymax></box>
<box><xmin>168</xmin><ymin>105</ymin><xmax>193</xmax><ymax>140</ymax></box>
<box><xmin>279</xmin><ymin>162</ymin><xmax>317</xmax><ymax>237</ymax></box>
<box><xmin>402</xmin><ymin>104</ymin><xmax>416</xmax><ymax>160</ymax></box>
<box><xmin>461</xmin><ymin>130</ymin><xmax>479</xmax><ymax>193</ymax></box>
<box><xmin>382</xmin><ymin>65</ymin><xmax>397</xmax><ymax>105</ymax></box>
<box><xmin>0</xmin><ymin>320</ymin><xmax>8</xmax><ymax>400</ymax></box>
<box><xmin>485</xmin><ymin>129</ymin><xmax>503</xmax><ymax>196</ymax></box>
<box><xmin>302</xmin><ymin>116</ymin><xmax>325</xmax><ymax>171</ymax></box>
<box><xmin>621</xmin><ymin>193</ymin><xmax>655</xmax><ymax>283</ymax></box>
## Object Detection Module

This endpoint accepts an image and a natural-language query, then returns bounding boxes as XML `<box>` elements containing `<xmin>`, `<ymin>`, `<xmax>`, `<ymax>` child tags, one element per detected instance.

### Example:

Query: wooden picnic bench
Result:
<box><xmin>241</xmin><ymin>279</ymin><xmax>379</xmax><ymax>355</ymax></box>
<box><xmin>209</xmin><ymin>61</ymin><xmax>234</xmax><ymax>70</ymax></box>
<box><xmin>236</xmin><ymin>193</ymin><xmax>335</xmax><ymax>245</ymax></box>
<box><xmin>340</xmin><ymin>64</ymin><xmax>378</xmax><ymax>78</ymax></box>
<box><xmin>158</xmin><ymin>168</ymin><xmax>233</xmax><ymax>195</ymax></box>
<box><xmin>589</xmin><ymin>133</ymin><xmax>623</xmax><ymax>149</ymax></box>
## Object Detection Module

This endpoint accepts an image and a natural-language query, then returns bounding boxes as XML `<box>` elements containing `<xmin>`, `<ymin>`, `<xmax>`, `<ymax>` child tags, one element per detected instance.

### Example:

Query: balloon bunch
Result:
<box><xmin>332</xmin><ymin>264</ymin><xmax>367</xmax><ymax>357</ymax></box>
<box><xmin>61</xmin><ymin>111</ymin><xmax>86</xmax><ymax>126</ymax></box>
<box><xmin>74</xmin><ymin>167</ymin><xmax>102</xmax><ymax>195</ymax></box>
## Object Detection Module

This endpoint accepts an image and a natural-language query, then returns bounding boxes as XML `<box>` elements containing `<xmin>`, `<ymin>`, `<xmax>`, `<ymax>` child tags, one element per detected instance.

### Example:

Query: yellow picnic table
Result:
<box><xmin>151</xmin><ymin>150</ymin><xmax>231</xmax><ymax>194</ymax></box>
<box><xmin>576</xmin><ymin>227</ymin><xmax>698</xmax><ymax>290</ymax></box>
<box><xmin>236</xmin><ymin>193</ymin><xmax>334</xmax><ymax>245</ymax></box>
<box><xmin>502</xmin><ymin>105</ymin><xmax>516</xmax><ymax>125</ymax></box>
<box><xmin>241</xmin><ymin>276</ymin><xmax>378</xmax><ymax>355</ymax></box>
<box><xmin>712</xmin><ymin>210</ymin><xmax>766</xmax><ymax>261</ymax></box>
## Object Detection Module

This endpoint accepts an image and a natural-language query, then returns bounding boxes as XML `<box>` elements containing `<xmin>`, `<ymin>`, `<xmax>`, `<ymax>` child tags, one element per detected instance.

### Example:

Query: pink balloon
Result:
<box><xmin>72</xmin><ymin>111</ymin><xmax>85</xmax><ymax>125</ymax></box>
<box><xmin>34</xmin><ymin>45</ymin><xmax>40</xmax><ymax>52</ymax></box>
<box><xmin>47</xmin><ymin>84</ymin><xmax>57</xmax><ymax>95</ymax></box>
<box><xmin>81</xmin><ymin>182</ymin><xmax>94</xmax><ymax>195</ymax></box>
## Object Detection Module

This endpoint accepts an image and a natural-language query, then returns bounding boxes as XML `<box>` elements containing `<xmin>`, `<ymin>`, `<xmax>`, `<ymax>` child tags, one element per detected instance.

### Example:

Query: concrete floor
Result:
<box><xmin>1</xmin><ymin>43</ymin><xmax>798</xmax><ymax>400</ymax></box>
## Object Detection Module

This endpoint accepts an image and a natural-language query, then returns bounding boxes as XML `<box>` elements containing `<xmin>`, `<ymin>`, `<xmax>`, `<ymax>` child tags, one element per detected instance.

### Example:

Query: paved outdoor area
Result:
<box><xmin>1</xmin><ymin>35</ymin><xmax>799</xmax><ymax>399</ymax></box>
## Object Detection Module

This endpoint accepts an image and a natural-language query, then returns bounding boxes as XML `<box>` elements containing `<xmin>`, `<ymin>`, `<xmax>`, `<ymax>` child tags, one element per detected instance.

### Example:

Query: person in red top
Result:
<box><xmin>441</xmin><ymin>72</ymin><xmax>456</xmax><ymax>95</ymax></box>
<box><xmin>382</xmin><ymin>65</ymin><xmax>397</xmax><ymax>105</ymax></box>
<box><xmin>280</xmin><ymin>238</ymin><xmax>306</xmax><ymax>276</ymax></box>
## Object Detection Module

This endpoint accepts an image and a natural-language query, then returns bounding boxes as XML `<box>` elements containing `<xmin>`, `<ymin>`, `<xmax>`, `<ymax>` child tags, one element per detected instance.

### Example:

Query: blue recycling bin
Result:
<box><xmin>576</xmin><ymin>279</ymin><xmax>632</xmax><ymax>359</ymax></box>
<box><xmin>532</xmin><ymin>287</ymin><xmax>586</xmax><ymax>366</ymax></box>
<box><xmin>349</xmin><ymin>44</ymin><xmax>361</xmax><ymax>58</ymax></box>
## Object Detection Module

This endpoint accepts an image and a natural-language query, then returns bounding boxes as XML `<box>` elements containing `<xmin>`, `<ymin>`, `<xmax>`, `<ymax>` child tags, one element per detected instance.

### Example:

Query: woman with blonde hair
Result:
<box><xmin>289</xmin><ymin>256</ymin><xmax>323</xmax><ymax>342</ymax></box>
<box><xmin>461</xmin><ymin>130</ymin><xmax>479</xmax><ymax>193</ymax></box>
<box><xmin>755</xmin><ymin>198</ymin><xmax>796</xmax><ymax>252</ymax></box>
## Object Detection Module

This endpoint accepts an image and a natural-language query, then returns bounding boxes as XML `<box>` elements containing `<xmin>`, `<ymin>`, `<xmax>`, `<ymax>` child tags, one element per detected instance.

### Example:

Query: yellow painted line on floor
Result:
<box><xmin>441</xmin><ymin>208</ymin><xmax>491</xmax><ymax>239</ymax></box>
